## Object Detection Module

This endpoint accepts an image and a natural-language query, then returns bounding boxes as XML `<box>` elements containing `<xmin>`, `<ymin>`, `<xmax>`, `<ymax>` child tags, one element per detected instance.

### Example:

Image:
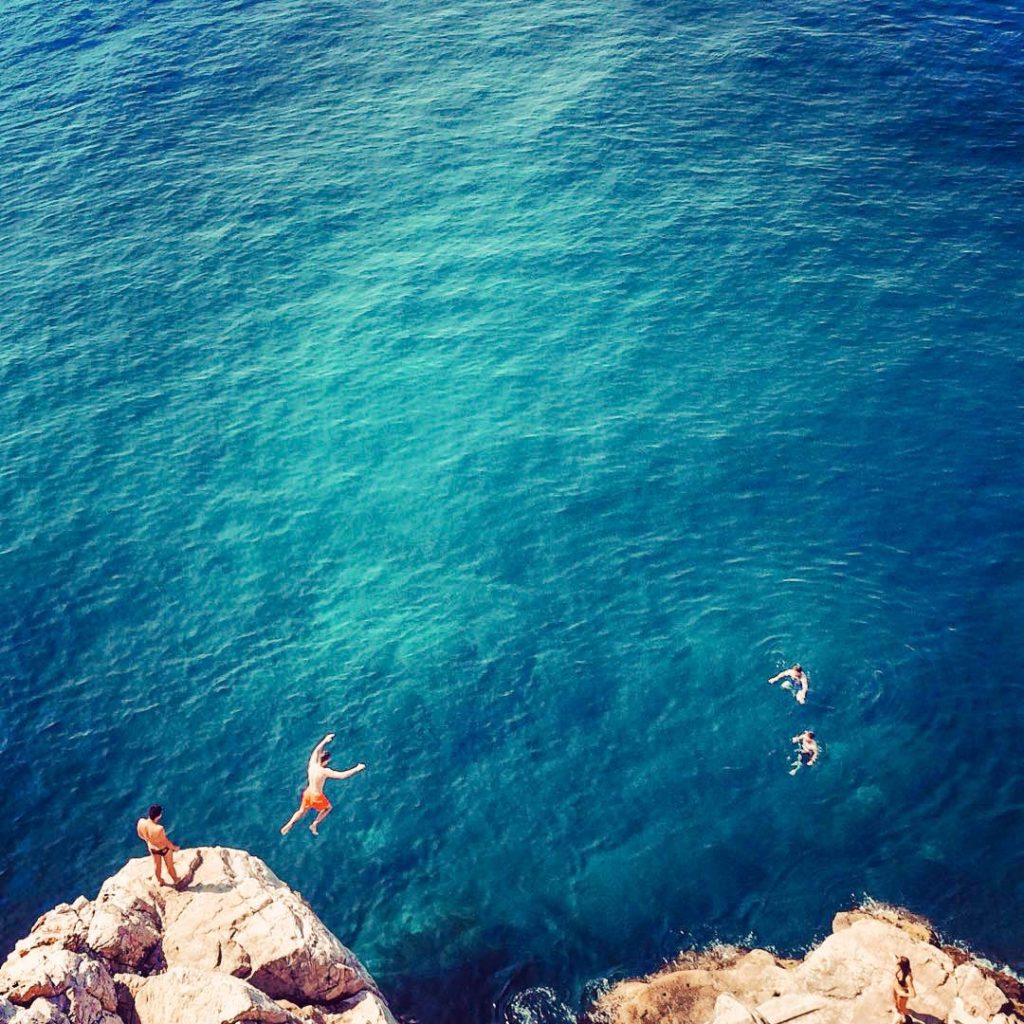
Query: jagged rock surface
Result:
<box><xmin>588</xmin><ymin>904</ymin><xmax>1023</xmax><ymax>1024</ymax></box>
<box><xmin>0</xmin><ymin>848</ymin><xmax>396</xmax><ymax>1024</ymax></box>
<box><xmin>117</xmin><ymin>966</ymin><xmax>296</xmax><ymax>1024</ymax></box>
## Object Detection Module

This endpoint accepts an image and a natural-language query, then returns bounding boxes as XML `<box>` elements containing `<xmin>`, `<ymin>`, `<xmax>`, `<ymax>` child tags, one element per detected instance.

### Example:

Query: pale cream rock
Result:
<box><xmin>831</xmin><ymin>904</ymin><xmax>934</xmax><ymax>944</ymax></box>
<box><xmin>282</xmin><ymin>990</ymin><xmax>399</xmax><ymax>1024</ymax></box>
<box><xmin>716</xmin><ymin>950</ymin><xmax>798</xmax><ymax>1006</ymax></box>
<box><xmin>795</xmin><ymin>915</ymin><xmax>956</xmax><ymax>1017</ymax></box>
<box><xmin>12</xmin><ymin>902</ymin><xmax>94</xmax><ymax>959</ymax></box>
<box><xmin>709</xmin><ymin>993</ymin><xmax>754</xmax><ymax>1024</ymax></box>
<box><xmin>120</xmin><ymin>966</ymin><xmax>297</xmax><ymax>1024</ymax></box>
<box><xmin>83</xmin><ymin>853</ymin><xmax>199</xmax><ymax>973</ymax></box>
<box><xmin>949</xmin><ymin>997</ymin><xmax>992</xmax><ymax>1024</ymax></box>
<box><xmin>590</xmin><ymin>906</ymin><xmax>1023</xmax><ymax>1024</ymax></box>
<box><xmin>90</xmin><ymin>848</ymin><xmax>372</xmax><ymax>1004</ymax></box>
<box><xmin>1</xmin><ymin>848</ymin><xmax>395</xmax><ymax>1024</ymax></box>
<box><xmin>0</xmin><ymin>949</ymin><xmax>114</xmax><ymax>1012</ymax></box>
<box><xmin>7</xmin><ymin>1000</ymin><xmax>69</xmax><ymax>1024</ymax></box>
<box><xmin>0</xmin><ymin>949</ymin><xmax>83</xmax><ymax>1004</ymax></box>
<box><xmin>64</xmin><ymin>955</ymin><xmax>118</xmax><ymax>1024</ymax></box>
<box><xmin>321</xmin><ymin>990</ymin><xmax>399</xmax><ymax>1024</ymax></box>
<box><xmin>0</xmin><ymin>945</ymin><xmax>118</xmax><ymax>1024</ymax></box>
<box><xmin>954</xmin><ymin>963</ymin><xmax>1012</xmax><ymax>1020</ymax></box>
<box><xmin>751</xmin><ymin>992</ymin><xmax>826</xmax><ymax>1022</ymax></box>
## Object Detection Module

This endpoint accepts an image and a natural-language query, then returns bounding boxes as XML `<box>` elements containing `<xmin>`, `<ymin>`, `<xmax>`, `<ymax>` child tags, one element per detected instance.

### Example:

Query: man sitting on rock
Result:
<box><xmin>280</xmin><ymin>732</ymin><xmax>366</xmax><ymax>837</ymax></box>
<box><xmin>136</xmin><ymin>804</ymin><xmax>182</xmax><ymax>886</ymax></box>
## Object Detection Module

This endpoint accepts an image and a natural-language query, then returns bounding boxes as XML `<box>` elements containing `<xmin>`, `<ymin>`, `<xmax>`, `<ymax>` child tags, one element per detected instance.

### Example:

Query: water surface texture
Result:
<box><xmin>2</xmin><ymin>1</ymin><xmax>1023</xmax><ymax>1021</ymax></box>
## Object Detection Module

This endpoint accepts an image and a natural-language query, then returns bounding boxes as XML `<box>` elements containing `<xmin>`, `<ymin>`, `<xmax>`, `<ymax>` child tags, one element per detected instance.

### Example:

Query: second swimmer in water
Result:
<box><xmin>280</xmin><ymin>732</ymin><xmax>366</xmax><ymax>837</ymax></box>
<box><xmin>790</xmin><ymin>730</ymin><xmax>819</xmax><ymax>775</ymax></box>
<box><xmin>769</xmin><ymin>664</ymin><xmax>809</xmax><ymax>704</ymax></box>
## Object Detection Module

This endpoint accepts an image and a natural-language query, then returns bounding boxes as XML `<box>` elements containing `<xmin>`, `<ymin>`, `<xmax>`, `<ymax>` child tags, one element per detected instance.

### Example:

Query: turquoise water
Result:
<box><xmin>2</xmin><ymin>1</ymin><xmax>1023</xmax><ymax>1020</ymax></box>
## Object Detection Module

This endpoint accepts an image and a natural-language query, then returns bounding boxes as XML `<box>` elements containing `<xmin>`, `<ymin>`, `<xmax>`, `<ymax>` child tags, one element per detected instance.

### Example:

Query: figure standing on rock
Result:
<box><xmin>280</xmin><ymin>732</ymin><xmax>365</xmax><ymax>836</ymax></box>
<box><xmin>893</xmin><ymin>955</ymin><xmax>916</xmax><ymax>1023</ymax></box>
<box><xmin>137</xmin><ymin>804</ymin><xmax>183</xmax><ymax>886</ymax></box>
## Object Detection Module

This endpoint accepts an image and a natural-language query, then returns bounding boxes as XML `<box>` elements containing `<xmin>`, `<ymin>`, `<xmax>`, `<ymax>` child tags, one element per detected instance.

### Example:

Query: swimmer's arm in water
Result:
<box><xmin>323</xmin><ymin>762</ymin><xmax>366</xmax><ymax>781</ymax></box>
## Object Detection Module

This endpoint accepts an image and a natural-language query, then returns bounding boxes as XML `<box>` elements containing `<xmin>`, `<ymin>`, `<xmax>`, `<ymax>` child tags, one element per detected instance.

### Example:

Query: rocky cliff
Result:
<box><xmin>587</xmin><ymin>904</ymin><xmax>1024</xmax><ymax>1024</ymax></box>
<box><xmin>6</xmin><ymin>856</ymin><xmax>1022</xmax><ymax>1024</ymax></box>
<box><xmin>0</xmin><ymin>848</ymin><xmax>396</xmax><ymax>1024</ymax></box>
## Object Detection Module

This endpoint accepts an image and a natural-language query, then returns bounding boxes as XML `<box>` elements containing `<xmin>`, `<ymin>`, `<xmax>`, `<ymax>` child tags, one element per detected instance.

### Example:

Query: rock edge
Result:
<box><xmin>586</xmin><ymin>902</ymin><xmax>1023</xmax><ymax>1024</ymax></box>
<box><xmin>0</xmin><ymin>847</ymin><xmax>396</xmax><ymax>1024</ymax></box>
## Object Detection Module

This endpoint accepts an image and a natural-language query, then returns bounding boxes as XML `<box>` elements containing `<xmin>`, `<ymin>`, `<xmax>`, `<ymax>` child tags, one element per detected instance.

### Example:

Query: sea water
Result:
<box><xmin>1</xmin><ymin>1</ymin><xmax>1023</xmax><ymax>1021</ymax></box>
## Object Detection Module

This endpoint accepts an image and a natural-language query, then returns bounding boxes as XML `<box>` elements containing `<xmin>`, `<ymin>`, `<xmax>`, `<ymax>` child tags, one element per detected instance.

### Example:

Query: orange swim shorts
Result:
<box><xmin>300</xmin><ymin>789</ymin><xmax>331</xmax><ymax>812</ymax></box>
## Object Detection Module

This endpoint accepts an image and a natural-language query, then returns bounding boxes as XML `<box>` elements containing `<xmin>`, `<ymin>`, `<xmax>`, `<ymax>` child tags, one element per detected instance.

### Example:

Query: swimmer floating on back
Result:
<box><xmin>769</xmin><ymin>664</ymin><xmax>809</xmax><ymax>704</ymax></box>
<box><xmin>280</xmin><ymin>732</ymin><xmax>366</xmax><ymax>837</ymax></box>
<box><xmin>789</xmin><ymin>730</ymin><xmax>819</xmax><ymax>775</ymax></box>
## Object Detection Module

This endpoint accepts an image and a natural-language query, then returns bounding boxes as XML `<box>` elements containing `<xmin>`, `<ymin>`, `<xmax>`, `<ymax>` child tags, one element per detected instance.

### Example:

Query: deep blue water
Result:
<box><xmin>2</xmin><ymin>1</ymin><xmax>1023</xmax><ymax>1021</ymax></box>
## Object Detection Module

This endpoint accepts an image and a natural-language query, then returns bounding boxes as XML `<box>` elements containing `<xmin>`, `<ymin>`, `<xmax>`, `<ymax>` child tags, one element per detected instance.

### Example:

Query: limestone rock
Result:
<box><xmin>795</xmin><ymin>916</ymin><xmax>955</xmax><ymax>1009</ymax></box>
<box><xmin>84</xmin><ymin>854</ymin><xmax>194</xmax><ymax>973</ymax></box>
<box><xmin>90</xmin><ymin>848</ymin><xmax>371</xmax><ymax>1004</ymax></box>
<box><xmin>0</xmin><ymin>945</ymin><xmax>118</xmax><ymax>1024</ymax></box>
<box><xmin>949</xmin><ymin>996</ymin><xmax>991</xmax><ymax>1024</ymax></box>
<box><xmin>85</xmin><ymin>895</ymin><xmax>162</xmax><ymax>975</ymax></box>
<box><xmin>120</xmin><ymin>966</ymin><xmax>297</xmax><ymax>1024</ymax></box>
<box><xmin>7</xmin><ymin>1000</ymin><xmax>69</xmax><ymax>1024</ymax></box>
<box><xmin>322</xmin><ymin>991</ymin><xmax>398</xmax><ymax>1024</ymax></box>
<box><xmin>832</xmin><ymin>903</ymin><xmax>934</xmax><ymax>944</ymax></box>
<box><xmin>589</xmin><ymin>970</ymin><xmax>718</xmax><ymax>1023</ymax></box>
<box><xmin>282</xmin><ymin>991</ymin><xmax>398</xmax><ymax>1024</ymax></box>
<box><xmin>13</xmin><ymin>902</ymin><xmax>94</xmax><ymax>959</ymax></box>
<box><xmin>0</xmin><ymin>949</ymin><xmax>112</xmax><ymax>1011</ymax></box>
<box><xmin>2</xmin><ymin>848</ymin><xmax>394</xmax><ymax>1024</ymax></box>
<box><xmin>710</xmin><ymin>993</ymin><xmax>754</xmax><ymax>1024</ymax></box>
<box><xmin>717</xmin><ymin>950</ymin><xmax>797</xmax><ymax>1006</ymax></box>
<box><xmin>0</xmin><ymin>948</ymin><xmax>81</xmax><ymax>1004</ymax></box>
<box><xmin>69</xmin><ymin>955</ymin><xmax>117</xmax><ymax>1012</ymax></box>
<box><xmin>589</xmin><ymin>904</ymin><xmax>1023</xmax><ymax>1024</ymax></box>
<box><xmin>954</xmin><ymin>962</ymin><xmax>1012</xmax><ymax>1019</ymax></box>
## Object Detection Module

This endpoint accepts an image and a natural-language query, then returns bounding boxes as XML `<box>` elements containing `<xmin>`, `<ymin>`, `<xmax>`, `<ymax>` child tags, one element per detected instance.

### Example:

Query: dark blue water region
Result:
<box><xmin>2</xmin><ymin>1</ymin><xmax>1024</xmax><ymax>1022</ymax></box>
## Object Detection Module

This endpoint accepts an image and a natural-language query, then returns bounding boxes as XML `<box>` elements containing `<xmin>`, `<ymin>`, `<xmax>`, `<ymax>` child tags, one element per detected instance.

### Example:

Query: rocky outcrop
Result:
<box><xmin>10</xmin><ymin>857</ymin><xmax>1022</xmax><ymax>1024</ymax></box>
<box><xmin>0</xmin><ymin>849</ymin><xmax>395</xmax><ymax>1024</ymax></box>
<box><xmin>588</xmin><ymin>903</ymin><xmax>1023</xmax><ymax>1024</ymax></box>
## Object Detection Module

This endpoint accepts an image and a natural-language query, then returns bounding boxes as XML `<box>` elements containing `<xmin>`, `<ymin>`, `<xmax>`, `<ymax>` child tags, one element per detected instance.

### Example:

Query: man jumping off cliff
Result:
<box><xmin>280</xmin><ymin>732</ymin><xmax>366</xmax><ymax>836</ymax></box>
